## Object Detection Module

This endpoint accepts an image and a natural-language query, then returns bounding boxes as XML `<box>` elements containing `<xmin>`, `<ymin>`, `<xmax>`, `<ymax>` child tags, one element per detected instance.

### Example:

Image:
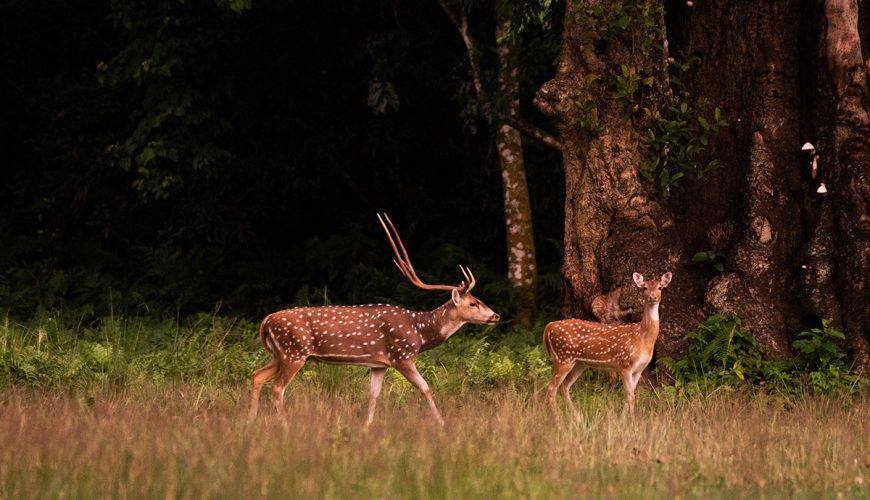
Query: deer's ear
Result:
<box><xmin>659</xmin><ymin>272</ymin><xmax>673</xmax><ymax>288</ymax></box>
<box><xmin>633</xmin><ymin>273</ymin><xmax>645</xmax><ymax>288</ymax></box>
<box><xmin>451</xmin><ymin>288</ymin><xmax>462</xmax><ymax>305</ymax></box>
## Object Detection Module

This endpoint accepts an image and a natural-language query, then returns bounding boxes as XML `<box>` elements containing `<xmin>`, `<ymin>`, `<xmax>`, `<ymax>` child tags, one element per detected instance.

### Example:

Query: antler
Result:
<box><xmin>377</xmin><ymin>213</ymin><xmax>474</xmax><ymax>293</ymax></box>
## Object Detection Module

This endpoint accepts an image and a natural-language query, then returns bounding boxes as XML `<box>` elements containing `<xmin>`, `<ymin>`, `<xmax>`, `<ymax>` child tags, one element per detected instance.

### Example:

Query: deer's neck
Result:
<box><xmin>639</xmin><ymin>302</ymin><xmax>661</xmax><ymax>344</ymax></box>
<box><xmin>415</xmin><ymin>303</ymin><xmax>465</xmax><ymax>350</ymax></box>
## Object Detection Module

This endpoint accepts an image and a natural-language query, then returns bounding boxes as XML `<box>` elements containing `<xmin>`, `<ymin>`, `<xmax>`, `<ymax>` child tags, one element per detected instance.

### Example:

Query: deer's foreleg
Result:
<box><xmin>395</xmin><ymin>361</ymin><xmax>444</xmax><ymax>426</ymax></box>
<box><xmin>620</xmin><ymin>368</ymin><xmax>637</xmax><ymax>415</ymax></box>
<box><xmin>559</xmin><ymin>365</ymin><xmax>586</xmax><ymax>419</ymax></box>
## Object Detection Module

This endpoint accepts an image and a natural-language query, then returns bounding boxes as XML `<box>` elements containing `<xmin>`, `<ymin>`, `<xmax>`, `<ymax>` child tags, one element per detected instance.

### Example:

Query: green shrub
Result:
<box><xmin>660</xmin><ymin>315</ymin><xmax>864</xmax><ymax>397</ymax></box>
<box><xmin>793</xmin><ymin>320</ymin><xmax>865</xmax><ymax>395</ymax></box>
<box><xmin>660</xmin><ymin>314</ymin><xmax>770</xmax><ymax>393</ymax></box>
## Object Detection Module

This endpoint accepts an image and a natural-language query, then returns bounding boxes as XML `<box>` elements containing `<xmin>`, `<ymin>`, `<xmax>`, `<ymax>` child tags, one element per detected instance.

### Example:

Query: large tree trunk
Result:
<box><xmin>676</xmin><ymin>0</ymin><xmax>869</xmax><ymax>367</ymax></box>
<box><xmin>820</xmin><ymin>0</ymin><xmax>870</xmax><ymax>371</ymax></box>
<box><xmin>542</xmin><ymin>0</ymin><xmax>870</xmax><ymax>371</ymax></box>
<box><xmin>672</xmin><ymin>1</ymin><xmax>804</xmax><ymax>358</ymax></box>
<box><xmin>495</xmin><ymin>4</ymin><xmax>537</xmax><ymax>329</ymax></box>
<box><xmin>535</xmin><ymin>0</ymin><xmax>699</xmax><ymax>359</ymax></box>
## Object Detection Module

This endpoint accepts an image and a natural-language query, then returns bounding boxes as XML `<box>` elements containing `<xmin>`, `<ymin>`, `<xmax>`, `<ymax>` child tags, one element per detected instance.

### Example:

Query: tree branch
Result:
<box><xmin>438</xmin><ymin>0</ymin><xmax>483</xmax><ymax>98</ymax></box>
<box><xmin>504</xmin><ymin>116</ymin><xmax>563</xmax><ymax>152</ymax></box>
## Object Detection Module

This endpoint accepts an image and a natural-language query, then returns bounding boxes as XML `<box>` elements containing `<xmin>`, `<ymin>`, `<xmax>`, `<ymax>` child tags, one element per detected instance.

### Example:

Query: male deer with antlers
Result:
<box><xmin>248</xmin><ymin>214</ymin><xmax>500</xmax><ymax>425</ymax></box>
<box><xmin>544</xmin><ymin>272</ymin><xmax>672</xmax><ymax>416</ymax></box>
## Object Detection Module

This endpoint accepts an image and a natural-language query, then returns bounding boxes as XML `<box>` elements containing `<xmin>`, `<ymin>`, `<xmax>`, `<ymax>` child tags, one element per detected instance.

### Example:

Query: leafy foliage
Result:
<box><xmin>640</xmin><ymin>60</ymin><xmax>728</xmax><ymax>198</ymax></box>
<box><xmin>98</xmin><ymin>0</ymin><xmax>249</xmax><ymax>199</ymax></box>
<box><xmin>660</xmin><ymin>314</ymin><xmax>772</xmax><ymax>392</ymax></box>
<box><xmin>660</xmin><ymin>315</ymin><xmax>864</xmax><ymax>396</ymax></box>
<box><xmin>1</xmin><ymin>0</ymin><xmax>565</xmax><ymax>321</ymax></box>
<box><xmin>792</xmin><ymin>320</ymin><xmax>865</xmax><ymax>395</ymax></box>
<box><xmin>691</xmin><ymin>250</ymin><xmax>725</xmax><ymax>272</ymax></box>
<box><xmin>0</xmin><ymin>312</ymin><xmax>555</xmax><ymax>394</ymax></box>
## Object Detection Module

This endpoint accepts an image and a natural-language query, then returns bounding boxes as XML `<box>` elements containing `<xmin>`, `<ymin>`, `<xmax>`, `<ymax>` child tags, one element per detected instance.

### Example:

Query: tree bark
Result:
<box><xmin>535</xmin><ymin>0</ymin><xmax>699</xmax><ymax>359</ymax></box>
<box><xmin>538</xmin><ymin>0</ymin><xmax>870</xmax><ymax>370</ymax></box>
<box><xmin>495</xmin><ymin>4</ymin><xmax>537</xmax><ymax>329</ymax></box>
<box><xmin>821</xmin><ymin>0</ymin><xmax>870</xmax><ymax>372</ymax></box>
<box><xmin>683</xmin><ymin>1</ymin><xmax>805</xmax><ymax>358</ymax></box>
<box><xmin>440</xmin><ymin>0</ymin><xmax>540</xmax><ymax>328</ymax></box>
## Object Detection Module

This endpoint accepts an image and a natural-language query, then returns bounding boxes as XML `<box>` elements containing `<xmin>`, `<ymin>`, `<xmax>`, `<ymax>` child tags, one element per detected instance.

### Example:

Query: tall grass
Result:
<box><xmin>1</xmin><ymin>386</ymin><xmax>868</xmax><ymax>498</ymax></box>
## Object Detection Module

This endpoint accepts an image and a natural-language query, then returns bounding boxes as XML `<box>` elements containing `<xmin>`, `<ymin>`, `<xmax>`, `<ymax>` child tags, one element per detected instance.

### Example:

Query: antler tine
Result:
<box><xmin>377</xmin><ymin>213</ymin><xmax>456</xmax><ymax>292</ymax></box>
<box><xmin>459</xmin><ymin>265</ymin><xmax>476</xmax><ymax>293</ymax></box>
<box><xmin>381</xmin><ymin>213</ymin><xmax>426</xmax><ymax>286</ymax></box>
<box><xmin>381</xmin><ymin>214</ymin><xmax>417</xmax><ymax>276</ymax></box>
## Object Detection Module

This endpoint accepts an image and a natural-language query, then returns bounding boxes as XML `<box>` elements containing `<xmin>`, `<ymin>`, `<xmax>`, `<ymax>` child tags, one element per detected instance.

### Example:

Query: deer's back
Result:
<box><xmin>544</xmin><ymin>319</ymin><xmax>641</xmax><ymax>368</ymax></box>
<box><xmin>260</xmin><ymin>304</ymin><xmax>420</xmax><ymax>365</ymax></box>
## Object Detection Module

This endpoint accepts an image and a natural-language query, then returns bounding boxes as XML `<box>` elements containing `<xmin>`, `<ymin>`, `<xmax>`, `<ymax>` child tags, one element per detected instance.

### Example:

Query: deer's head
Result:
<box><xmin>378</xmin><ymin>213</ymin><xmax>500</xmax><ymax>324</ymax></box>
<box><xmin>633</xmin><ymin>272</ymin><xmax>672</xmax><ymax>305</ymax></box>
<box><xmin>448</xmin><ymin>282</ymin><xmax>500</xmax><ymax>324</ymax></box>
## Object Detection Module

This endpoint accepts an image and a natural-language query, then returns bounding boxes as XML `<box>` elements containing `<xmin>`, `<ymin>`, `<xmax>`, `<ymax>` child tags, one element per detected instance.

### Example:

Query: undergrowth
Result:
<box><xmin>659</xmin><ymin>314</ymin><xmax>865</xmax><ymax>397</ymax></box>
<box><xmin>2</xmin><ymin>309</ymin><xmax>865</xmax><ymax>403</ymax></box>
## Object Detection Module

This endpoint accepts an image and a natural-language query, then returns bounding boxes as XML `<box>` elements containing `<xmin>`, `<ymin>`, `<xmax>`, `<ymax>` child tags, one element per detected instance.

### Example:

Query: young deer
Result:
<box><xmin>543</xmin><ymin>272</ymin><xmax>672</xmax><ymax>416</ymax></box>
<box><xmin>248</xmin><ymin>214</ymin><xmax>500</xmax><ymax>425</ymax></box>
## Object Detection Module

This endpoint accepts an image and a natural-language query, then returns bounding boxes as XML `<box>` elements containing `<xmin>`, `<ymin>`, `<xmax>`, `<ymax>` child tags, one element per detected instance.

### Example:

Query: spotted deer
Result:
<box><xmin>248</xmin><ymin>214</ymin><xmax>500</xmax><ymax>425</ymax></box>
<box><xmin>543</xmin><ymin>272</ymin><xmax>672</xmax><ymax>416</ymax></box>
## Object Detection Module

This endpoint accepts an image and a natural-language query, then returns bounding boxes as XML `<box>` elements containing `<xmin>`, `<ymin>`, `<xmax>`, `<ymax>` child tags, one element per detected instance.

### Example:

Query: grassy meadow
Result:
<box><xmin>1</xmin><ymin>314</ymin><xmax>869</xmax><ymax>498</ymax></box>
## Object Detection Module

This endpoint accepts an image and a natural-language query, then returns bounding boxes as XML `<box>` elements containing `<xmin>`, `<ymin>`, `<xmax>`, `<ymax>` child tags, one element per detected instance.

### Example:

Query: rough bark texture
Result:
<box><xmin>539</xmin><ymin>0</ymin><xmax>870</xmax><ymax>367</ymax></box>
<box><xmin>821</xmin><ymin>0</ymin><xmax>870</xmax><ymax>372</ymax></box>
<box><xmin>663</xmin><ymin>1</ymin><xmax>805</xmax><ymax>359</ymax></box>
<box><xmin>495</xmin><ymin>4</ymin><xmax>537</xmax><ymax>329</ymax></box>
<box><xmin>536</xmin><ymin>0</ymin><xmax>700</xmax><ymax>359</ymax></box>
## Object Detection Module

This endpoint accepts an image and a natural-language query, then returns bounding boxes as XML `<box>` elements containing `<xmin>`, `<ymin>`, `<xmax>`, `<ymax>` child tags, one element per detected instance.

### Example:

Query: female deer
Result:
<box><xmin>544</xmin><ymin>272</ymin><xmax>672</xmax><ymax>415</ymax></box>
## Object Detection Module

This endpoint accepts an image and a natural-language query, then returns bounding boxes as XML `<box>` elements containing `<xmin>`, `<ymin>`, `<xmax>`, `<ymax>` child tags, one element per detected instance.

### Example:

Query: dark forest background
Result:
<box><xmin>0</xmin><ymin>0</ymin><xmax>564</xmax><ymax>319</ymax></box>
<box><xmin>2</xmin><ymin>0</ymin><xmax>869</xmax><ymax>377</ymax></box>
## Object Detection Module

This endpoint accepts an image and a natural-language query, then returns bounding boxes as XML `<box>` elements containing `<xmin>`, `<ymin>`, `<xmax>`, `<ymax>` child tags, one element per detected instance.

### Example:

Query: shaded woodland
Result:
<box><xmin>2</xmin><ymin>0</ymin><xmax>869</xmax><ymax>373</ymax></box>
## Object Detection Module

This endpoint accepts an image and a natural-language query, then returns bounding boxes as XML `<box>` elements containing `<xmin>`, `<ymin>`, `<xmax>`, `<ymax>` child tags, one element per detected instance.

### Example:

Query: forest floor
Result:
<box><xmin>1</xmin><ymin>381</ymin><xmax>869</xmax><ymax>499</ymax></box>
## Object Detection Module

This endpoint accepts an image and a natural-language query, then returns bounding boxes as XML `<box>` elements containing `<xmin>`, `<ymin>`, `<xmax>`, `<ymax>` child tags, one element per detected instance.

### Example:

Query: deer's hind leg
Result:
<box><xmin>249</xmin><ymin>359</ymin><xmax>279</xmax><ymax>420</ymax></box>
<box><xmin>547</xmin><ymin>361</ymin><xmax>575</xmax><ymax>414</ymax></box>
<box><xmin>272</xmin><ymin>358</ymin><xmax>306</xmax><ymax>414</ymax></box>
<box><xmin>366</xmin><ymin>367</ymin><xmax>387</xmax><ymax>426</ymax></box>
<box><xmin>559</xmin><ymin>365</ymin><xmax>586</xmax><ymax>418</ymax></box>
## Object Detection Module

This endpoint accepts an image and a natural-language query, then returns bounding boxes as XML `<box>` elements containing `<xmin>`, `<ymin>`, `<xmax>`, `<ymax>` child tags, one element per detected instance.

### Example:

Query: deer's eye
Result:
<box><xmin>470</xmin><ymin>302</ymin><xmax>479</xmax><ymax>307</ymax></box>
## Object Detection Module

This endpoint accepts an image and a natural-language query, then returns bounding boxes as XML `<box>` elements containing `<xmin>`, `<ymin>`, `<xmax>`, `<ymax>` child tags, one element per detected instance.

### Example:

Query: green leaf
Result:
<box><xmin>692</xmin><ymin>251</ymin><xmax>711</xmax><ymax>262</ymax></box>
<box><xmin>139</xmin><ymin>146</ymin><xmax>156</xmax><ymax>166</ymax></box>
<box><xmin>698</xmin><ymin>116</ymin><xmax>710</xmax><ymax>130</ymax></box>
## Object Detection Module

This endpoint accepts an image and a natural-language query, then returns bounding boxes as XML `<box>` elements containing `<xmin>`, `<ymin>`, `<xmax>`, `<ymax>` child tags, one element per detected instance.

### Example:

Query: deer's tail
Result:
<box><xmin>542</xmin><ymin>323</ymin><xmax>557</xmax><ymax>363</ymax></box>
<box><xmin>258</xmin><ymin>316</ymin><xmax>276</xmax><ymax>354</ymax></box>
